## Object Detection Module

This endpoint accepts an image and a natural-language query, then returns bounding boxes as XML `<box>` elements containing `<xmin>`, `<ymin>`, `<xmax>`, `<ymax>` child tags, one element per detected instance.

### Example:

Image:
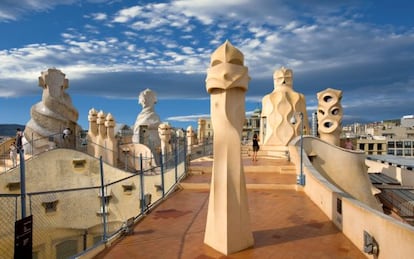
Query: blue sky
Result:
<box><xmin>0</xmin><ymin>0</ymin><xmax>413</xmax><ymax>130</ymax></box>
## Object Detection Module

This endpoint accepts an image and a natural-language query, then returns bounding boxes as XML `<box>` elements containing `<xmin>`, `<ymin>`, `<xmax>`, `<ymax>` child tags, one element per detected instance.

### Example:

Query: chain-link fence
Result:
<box><xmin>0</xmin><ymin>194</ymin><xmax>19</xmax><ymax>259</ymax></box>
<box><xmin>0</xmin><ymin>129</ymin><xmax>189</xmax><ymax>259</ymax></box>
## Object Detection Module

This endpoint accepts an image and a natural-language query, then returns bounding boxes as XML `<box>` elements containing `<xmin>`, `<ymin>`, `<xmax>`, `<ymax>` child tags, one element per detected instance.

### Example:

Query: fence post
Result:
<box><xmin>19</xmin><ymin>149</ymin><xmax>27</xmax><ymax>218</ymax></box>
<box><xmin>160</xmin><ymin>152</ymin><xmax>165</xmax><ymax>198</ymax></box>
<box><xmin>139</xmin><ymin>154</ymin><xmax>145</xmax><ymax>212</ymax></box>
<box><xmin>99</xmin><ymin>156</ymin><xmax>107</xmax><ymax>241</ymax></box>
<box><xmin>183</xmin><ymin>133</ymin><xmax>188</xmax><ymax>173</ymax></box>
<box><xmin>31</xmin><ymin>132</ymin><xmax>34</xmax><ymax>156</ymax></box>
<box><xmin>174</xmin><ymin>138</ymin><xmax>178</xmax><ymax>182</ymax></box>
<box><xmin>134</xmin><ymin>150</ymin><xmax>136</xmax><ymax>171</ymax></box>
<box><xmin>125</xmin><ymin>151</ymin><xmax>128</xmax><ymax>171</ymax></box>
<box><xmin>2</xmin><ymin>144</ymin><xmax>5</xmax><ymax>173</ymax></box>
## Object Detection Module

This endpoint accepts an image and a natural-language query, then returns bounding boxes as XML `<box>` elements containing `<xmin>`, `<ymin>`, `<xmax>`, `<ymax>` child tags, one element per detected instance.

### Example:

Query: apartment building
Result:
<box><xmin>345</xmin><ymin>115</ymin><xmax>414</xmax><ymax>157</ymax></box>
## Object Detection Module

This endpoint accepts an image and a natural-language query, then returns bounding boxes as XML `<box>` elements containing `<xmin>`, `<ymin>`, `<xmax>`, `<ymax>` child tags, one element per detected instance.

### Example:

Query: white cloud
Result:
<box><xmin>181</xmin><ymin>47</ymin><xmax>194</xmax><ymax>55</ymax></box>
<box><xmin>0</xmin><ymin>10</ymin><xmax>15</xmax><ymax>21</ymax></box>
<box><xmin>123</xmin><ymin>31</ymin><xmax>138</xmax><ymax>38</ymax></box>
<box><xmin>166</xmin><ymin>113</ymin><xmax>210</xmax><ymax>123</ymax></box>
<box><xmin>61</xmin><ymin>33</ymin><xmax>76</xmax><ymax>39</ymax></box>
<box><xmin>284</xmin><ymin>21</ymin><xmax>299</xmax><ymax>31</ymax></box>
<box><xmin>91</xmin><ymin>12</ymin><xmax>107</xmax><ymax>21</ymax></box>
<box><xmin>0</xmin><ymin>0</ymin><xmax>58</xmax><ymax>21</ymax></box>
<box><xmin>0</xmin><ymin>0</ymin><xmax>413</xmax><ymax>112</ymax></box>
<box><xmin>0</xmin><ymin>0</ymin><xmax>95</xmax><ymax>22</ymax></box>
<box><xmin>127</xmin><ymin>44</ymin><xmax>136</xmax><ymax>52</ymax></box>
<box><xmin>113</xmin><ymin>6</ymin><xmax>142</xmax><ymax>23</ymax></box>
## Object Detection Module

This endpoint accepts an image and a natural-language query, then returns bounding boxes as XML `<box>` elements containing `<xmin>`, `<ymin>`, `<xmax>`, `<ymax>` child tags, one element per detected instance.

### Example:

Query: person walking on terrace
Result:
<box><xmin>252</xmin><ymin>133</ymin><xmax>260</xmax><ymax>162</ymax></box>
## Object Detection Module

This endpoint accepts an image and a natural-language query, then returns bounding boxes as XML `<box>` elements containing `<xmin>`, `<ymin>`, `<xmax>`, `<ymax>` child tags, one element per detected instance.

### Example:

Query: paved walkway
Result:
<box><xmin>94</xmin><ymin>157</ymin><xmax>365</xmax><ymax>259</ymax></box>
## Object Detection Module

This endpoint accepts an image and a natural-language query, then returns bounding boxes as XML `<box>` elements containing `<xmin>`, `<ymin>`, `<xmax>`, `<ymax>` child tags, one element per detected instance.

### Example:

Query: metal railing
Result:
<box><xmin>379</xmin><ymin>188</ymin><xmax>414</xmax><ymax>225</ymax></box>
<box><xmin>0</xmin><ymin>130</ymin><xmax>198</xmax><ymax>259</ymax></box>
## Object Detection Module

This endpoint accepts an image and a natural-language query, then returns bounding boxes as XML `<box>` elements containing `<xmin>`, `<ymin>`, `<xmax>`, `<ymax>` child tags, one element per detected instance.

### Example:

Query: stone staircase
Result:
<box><xmin>241</xmin><ymin>144</ymin><xmax>290</xmax><ymax>160</ymax></box>
<box><xmin>181</xmin><ymin>157</ymin><xmax>298</xmax><ymax>190</ymax></box>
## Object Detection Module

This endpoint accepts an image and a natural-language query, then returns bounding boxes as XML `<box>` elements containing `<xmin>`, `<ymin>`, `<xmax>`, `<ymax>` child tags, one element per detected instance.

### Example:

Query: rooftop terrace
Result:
<box><xmin>93</xmin><ymin>157</ymin><xmax>365</xmax><ymax>258</ymax></box>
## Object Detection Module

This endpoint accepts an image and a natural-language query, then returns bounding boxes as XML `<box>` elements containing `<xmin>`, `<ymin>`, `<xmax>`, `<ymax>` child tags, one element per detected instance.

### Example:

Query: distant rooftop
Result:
<box><xmin>367</xmin><ymin>155</ymin><xmax>414</xmax><ymax>169</ymax></box>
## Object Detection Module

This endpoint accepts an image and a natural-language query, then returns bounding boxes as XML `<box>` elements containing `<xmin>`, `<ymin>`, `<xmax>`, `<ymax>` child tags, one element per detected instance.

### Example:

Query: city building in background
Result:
<box><xmin>342</xmin><ymin>115</ymin><xmax>414</xmax><ymax>157</ymax></box>
<box><xmin>242</xmin><ymin>108</ymin><xmax>261</xmax><ymax>141</ymax></box>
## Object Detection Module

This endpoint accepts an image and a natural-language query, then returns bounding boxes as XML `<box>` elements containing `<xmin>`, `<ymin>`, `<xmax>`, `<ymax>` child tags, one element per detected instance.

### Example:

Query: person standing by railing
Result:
<box><xmin>62</xmin><ymin>127</ymin><xmax>72</xmax><ymax>148</ymax></box>
<box><xmin>16</xmin><ymin>128</ymin><xmax>23</xmax><ymax>153</ymax></box>
<box><xmin>63</xmin><ymin>127</ymin><xmax>72</xmax><ymax>140</ymax></box>
<box><xmin>344</xmin><ymin>138</ymin><xmax>354</xmax><ymax>150</ymax></box>
<box><xmin>9</xmin><ymin>141</ymin><xmax>17</xmax><ymax>167</ymax></box>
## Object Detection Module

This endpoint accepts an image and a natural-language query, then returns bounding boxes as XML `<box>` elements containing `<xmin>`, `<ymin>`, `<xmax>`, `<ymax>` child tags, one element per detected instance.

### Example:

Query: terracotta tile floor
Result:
<box><xmin>94</xmin><ymin>158</ymin><xmax>365</xmax><ymax>259</ymax></box>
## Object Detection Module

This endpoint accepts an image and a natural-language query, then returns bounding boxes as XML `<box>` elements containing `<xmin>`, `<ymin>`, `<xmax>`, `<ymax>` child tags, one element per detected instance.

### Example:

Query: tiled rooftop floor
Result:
<box><xmin>94</xmin><ymin>157</ymin><xmax>365</xmax><ymax>259</ymax></box>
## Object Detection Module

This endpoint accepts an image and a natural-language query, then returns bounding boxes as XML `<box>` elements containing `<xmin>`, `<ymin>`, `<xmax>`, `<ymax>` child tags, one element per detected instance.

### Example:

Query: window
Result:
<box><xmin>359</xmin><ymin>143</ymin><xmax>365</xmax><ymax>150</ymax></box>
<box><xmin>336</xmin><ymin>198</ymin><xmax>342</xmax><ymax>215</ymax></box>
<box><xmin>387</xmin><ymin>149</ymin><xmax>394</xmax><ymax>155</ymax></box>
<box><xmin>377</xmin><ymin>143</ymin><xmax>383</xmax><ymax>150</ymax></box>
<box><xmin>368</xmin><ymin>143</ymin><xmax>374</xmax><ymax>151</ymax></box>
<box><xmin>122</xmin><ymin>182</ymin><xmax>135</xmax><ymax>195</ymax></box>
<box><xmin>42</xmin><ymin>201</ymin><xmax>58</xmax><ymax>213</ymax></box>
<box><xmin>404</xmin><ymin>141</ymin><xmax>412</xmax><ymax>148</ymax></box>
<box><xmin>396</xmin><ymin>150</ymin><xmax>403</xmax><ymax>156</ymax></box>
<box><xmin>388</xmin><ymin>141</ymin><xmax>395</xmax><ymax>148</ymax></box>
<box><xmin>6</xmin><ymin>182</ymin><xmax>20</xmax><ymax>191</ymax></box>
<box><xmin>72</xmin><ymin>158</ymin><xmax>86</xmax><ymax>169</ymax></box>
<box><xmin>404</xmin><ymin>149</ymin><xmax>412</xmax><ymax>156</ymax></box>
<box><xmin>396</xmin><ymin>141</ymin><xmax>403</xmax><ymax>148</ymax></box>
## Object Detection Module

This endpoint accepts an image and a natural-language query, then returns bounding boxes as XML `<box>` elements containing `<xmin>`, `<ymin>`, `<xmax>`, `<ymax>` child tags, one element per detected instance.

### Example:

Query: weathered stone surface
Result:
<box><xmin>132</xmin><ymin>88</ymin><xmax>161</xmax><ymax>151</ymax></box>
<box><xmin>204</xmin><ymin>40</ymin><xmax>254</xmax><ymax>255</ymax></box>
<box><xmin>261</xmin><ymin>67</ymin><xmax>309</xmax><ymax>146</ymax></box>
<box><xmin>317</xmin><ymin>88</ymin><xmax>343</xmax><ymax>146</ymax></box>
<box><xmin>24</xmin><ymin>68</ymin><xmax>81</xmax><ymax>152</ymax></box>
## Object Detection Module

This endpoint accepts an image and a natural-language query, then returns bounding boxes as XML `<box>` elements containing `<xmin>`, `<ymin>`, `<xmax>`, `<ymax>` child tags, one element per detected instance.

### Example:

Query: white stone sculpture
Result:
<box><xmin>175</xmin><ymin>128</ymin><xmax>184</xmax><ymax>138</ymax></box>
<box><xmin>158</xmin><ymin>123</ymin><xmax>172</xmax><ymax>157</ymax></box>
<box><xmin>87</xmin><ymin>108</ymin><xmax>98</xmax><ymax>156</ymax></box>
<box><xmin>261</xmin><ymin>67</ymin><xmax>309</xmax><ymax>146</ymax></box>
<box><xmin>317</xmin><ymin>88</ymin><xmax>343</xmax><ymax>146</ymax></box>
<box><xmin>186</xmin><ymin>126</ymin><xmax>195</xmax><ymax>154</ymax></box>
<box><xmin>197</xmin><ymin>119</ymin><xmax>206</xmax><ymax>144</ymax></box>
<box><xmin>118</xmin><ymin>142</ymin><xmax>156</xmax><ymax>171</ymax></box>
<box><xmin>204</xmin><ymin>40</ymin><xmax>254</xmax><ymax>255</ymax></box>
<box><xmin>132</xmin><ymin>89</ymin><xmax>161</xmax><ymax>151</ymax></box>
<box><xmin>23</xmin><ymin>68</ymin><xmax>81</xmax><ymax>152</ymax></box>
<box><xmin>87</xmin><ymin>109</ymin><xmax>118</xmax><ymax>166</ymax></box>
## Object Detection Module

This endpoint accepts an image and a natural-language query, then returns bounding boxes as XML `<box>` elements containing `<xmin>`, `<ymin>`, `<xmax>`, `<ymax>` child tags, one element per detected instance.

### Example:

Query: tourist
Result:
<box><xmin>344</xmin><ymin>138</ymin><xmax>354</xmax><ymax>150</ymax></box>
<box><xmin>252</xmin><ymin>133</ymin><xmax>260</xmax><ymax>162</ymax></box>
<box><xmin>63</xmin><ymin>127</ymin><xmax>71</xmax><ymax>139</ymax></box>
<box><xmin>9</xmin><ymin>142</ymin><xmax>17</xmax><ymax>167</ymax></box>
<box><xmin>16</xmin><ymin>128</ymin><xmax>23</xmax><ymax>153</ymax></box>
